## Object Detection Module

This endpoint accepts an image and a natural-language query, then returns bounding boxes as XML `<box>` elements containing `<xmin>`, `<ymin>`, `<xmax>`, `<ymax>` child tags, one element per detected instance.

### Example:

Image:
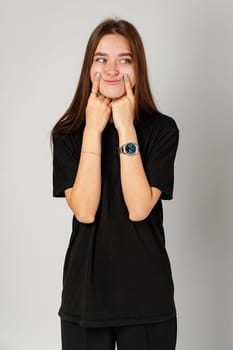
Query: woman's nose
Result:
<box><xmin>105</xmin><ymin>60</ymin><xmax>119</xmax><ymax>76</ymax></box>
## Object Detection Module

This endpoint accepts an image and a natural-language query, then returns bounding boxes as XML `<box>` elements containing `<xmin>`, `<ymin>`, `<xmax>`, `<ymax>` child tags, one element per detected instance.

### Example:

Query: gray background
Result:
<box><xmin>1</xmin><ymin>0</ymin><xmax>232</xmax><ymax>349</ymax></box>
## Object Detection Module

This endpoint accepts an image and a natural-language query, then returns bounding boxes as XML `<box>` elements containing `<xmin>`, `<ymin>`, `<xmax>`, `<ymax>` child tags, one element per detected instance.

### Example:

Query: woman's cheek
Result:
<box><xmin>90</xmin><ymin>64</ymin><xmax>100</xmax><ymax>83</ymax></box>
<box><xmin>125</xmin><ymin>67</ymin><xmax>136</xmax><ymax>87</ymax></box>
<box><xmin>127</xmin><ymin>74</ymin><xmax>135</xmax><ymax>88</ymax></box>
<box><xmin>130</xmin><ymin>76</ymin><xmax>136</xmax><ymax>88</ymax></box>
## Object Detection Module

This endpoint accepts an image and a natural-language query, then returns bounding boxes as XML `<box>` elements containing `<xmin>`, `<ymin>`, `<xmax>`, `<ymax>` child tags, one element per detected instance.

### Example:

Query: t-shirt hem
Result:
<box><xmin>58</xmin><ymin>310</ymin><xmax>177</xmax><ymax>328</ymax></box>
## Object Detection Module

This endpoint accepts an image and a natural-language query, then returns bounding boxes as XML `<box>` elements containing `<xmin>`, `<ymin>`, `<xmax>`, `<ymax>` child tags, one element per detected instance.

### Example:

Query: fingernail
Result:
<box><xmin>96</xmin><ymin>72</ymin><xmax>100</xmax><ymax>77</ymax></box>
<box><xmin>124</xmin><ymin>73</ymin><xmax>128</xmax><ymax>79</ymax></box>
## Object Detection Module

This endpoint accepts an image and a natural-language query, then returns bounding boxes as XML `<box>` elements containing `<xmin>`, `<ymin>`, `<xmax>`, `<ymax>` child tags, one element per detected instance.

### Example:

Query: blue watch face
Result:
<box><xmin>125</xmin><ymin>142</ymin><xmax>136</xmax><ymax>154</ymax></box>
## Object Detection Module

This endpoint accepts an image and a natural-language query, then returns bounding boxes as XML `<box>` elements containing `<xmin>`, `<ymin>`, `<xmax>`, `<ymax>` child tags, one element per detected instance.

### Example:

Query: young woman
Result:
<box><xmin>51</xmin><ymin>18</ymin><xmax>179</xmax><ymax>350</ymax></box>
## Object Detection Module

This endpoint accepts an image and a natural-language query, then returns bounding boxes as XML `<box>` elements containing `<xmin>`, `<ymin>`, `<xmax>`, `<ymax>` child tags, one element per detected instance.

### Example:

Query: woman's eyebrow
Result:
<box><xmin>94</xmin><ymin>52</ymin><xmax>108</xmax><ymax>56</ymax></box>
<box><xmin>94</xmin><ymin>52</ymin><xmax>133</xmax><ymax>57</ymax></box>
<box><xmin>118</xmin><ymin>53</ymin><xmax>133</xmax><ymax>57</ymax></box>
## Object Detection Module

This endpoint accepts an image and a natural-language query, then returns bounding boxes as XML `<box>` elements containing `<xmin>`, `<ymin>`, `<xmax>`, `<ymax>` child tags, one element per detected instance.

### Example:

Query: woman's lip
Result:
<box><xmin>103</xmin><ymin>79</ymin><xmax>122</xmax><ymax>84</ymax></box>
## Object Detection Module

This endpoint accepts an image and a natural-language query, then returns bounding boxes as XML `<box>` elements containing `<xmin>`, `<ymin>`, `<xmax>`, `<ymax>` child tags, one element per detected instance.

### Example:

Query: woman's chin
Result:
<box><xmin>99</xmin><ymin>87</ymin><xmax>125</xmax><ymax>100</ymax></box>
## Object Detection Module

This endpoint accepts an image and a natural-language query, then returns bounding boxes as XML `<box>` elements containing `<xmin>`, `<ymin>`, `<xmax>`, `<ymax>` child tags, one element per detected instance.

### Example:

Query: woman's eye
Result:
<box><xmin>95</xmin><ymin>57</ymin><xmax>106</xmax><ymax>64</ymax></box>
<box><xmin>94</xmin><ymin>57</ymin><xmax>132</xmax><ymax>64</ymax></box>
<box><xmin>120</xmin><ymin>58</ymin><xmax>132</xmax><ymax>64</ymax></box>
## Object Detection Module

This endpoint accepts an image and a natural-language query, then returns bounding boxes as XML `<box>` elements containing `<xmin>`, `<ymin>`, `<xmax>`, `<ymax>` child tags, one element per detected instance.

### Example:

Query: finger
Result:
<box><xmin>90</xmin><ymin>91</ymin><xmax>98</xmax><ymax>97</ymax></box>
<box><xmin>97</xmin><ymin>93</ymin><xmax>105</xmax><ymax>101</ymax></box>
<box><xmin>103</xmin><ymin>97</ymin><xmax>111</xmax><ymax>104</ymax></box>
<box><xmin>91</xmin><ymin>72</ymin><xmax>101</xmax><ymax>95</ymax></box>
<box><xmin>123</xmin><ymin>73</ymin><xmax>134</xmax><ymax>98</ymax></box>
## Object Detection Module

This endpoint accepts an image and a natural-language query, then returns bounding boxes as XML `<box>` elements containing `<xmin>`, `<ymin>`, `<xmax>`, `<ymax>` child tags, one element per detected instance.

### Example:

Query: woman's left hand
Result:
<box><xmin>111</xmin><ymin>74</ymin><xmax>135</xmax><ymax>132</ymax></box>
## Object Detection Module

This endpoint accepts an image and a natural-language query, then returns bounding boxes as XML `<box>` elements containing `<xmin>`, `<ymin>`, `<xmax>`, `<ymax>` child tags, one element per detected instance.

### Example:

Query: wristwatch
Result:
<box><xmin>118</xmin><ymin>142</ymin><xmax>140</xmax><ymax>156</ymax></box>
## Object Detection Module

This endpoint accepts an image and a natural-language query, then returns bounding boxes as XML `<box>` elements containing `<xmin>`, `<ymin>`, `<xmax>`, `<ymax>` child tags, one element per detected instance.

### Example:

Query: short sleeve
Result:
<box><xmin>145</xmin><ymin>119</ymin><xmax>179</xmax><ymax>200</ymax></box>
<box><xmin>52</xmin><ymin>132</ymin><xmax>81</xmax><ymax>197</ymax></box>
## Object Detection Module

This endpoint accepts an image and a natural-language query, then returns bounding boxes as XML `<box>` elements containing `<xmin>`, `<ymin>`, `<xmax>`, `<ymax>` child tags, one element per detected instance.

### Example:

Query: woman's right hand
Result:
<box><xmin>85</xmin><ymin>73</ymin><xmax>112</xmax><ymax>133</ymax></box>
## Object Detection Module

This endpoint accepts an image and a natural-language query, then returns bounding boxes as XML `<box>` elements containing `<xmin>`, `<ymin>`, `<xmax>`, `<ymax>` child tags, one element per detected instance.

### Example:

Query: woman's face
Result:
<box><xmin>90</xmin><ymin>34</ymin><xmax>136</xmax><ymax>99</ymax></box>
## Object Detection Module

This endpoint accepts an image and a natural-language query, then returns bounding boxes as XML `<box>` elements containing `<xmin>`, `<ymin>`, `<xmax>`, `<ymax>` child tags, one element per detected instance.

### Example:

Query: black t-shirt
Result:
<box><xmin>52</xmin><ymin>112</ymin><xmax>179</xmax><ymax>328</ymax></box>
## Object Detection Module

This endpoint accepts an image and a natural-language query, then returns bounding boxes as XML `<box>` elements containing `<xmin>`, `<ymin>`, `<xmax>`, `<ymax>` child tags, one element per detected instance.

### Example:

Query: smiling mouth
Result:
<box><xmin>103</xmin><ymin>79</ymin><xmax>122</xmax><ymax>85</ymax></box>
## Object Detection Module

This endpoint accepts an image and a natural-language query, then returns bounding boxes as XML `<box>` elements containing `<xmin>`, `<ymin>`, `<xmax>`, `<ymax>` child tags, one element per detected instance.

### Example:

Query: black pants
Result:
<box><xmin>61</xmin><ymin>315</ymin><xmax>177</xmax><ymax>350</ymax></box>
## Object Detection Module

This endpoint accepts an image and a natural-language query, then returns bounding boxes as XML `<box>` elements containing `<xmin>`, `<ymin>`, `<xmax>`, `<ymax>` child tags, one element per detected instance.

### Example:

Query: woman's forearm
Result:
<box><xmin>70</xmin><ymin>127</ymin><xmax>102</xmax><ymax>223</ymax></box>
<box><xmin>118</xmin><ymin>126</ymin><xmax>161</xmax><ymax>221</ymax></box>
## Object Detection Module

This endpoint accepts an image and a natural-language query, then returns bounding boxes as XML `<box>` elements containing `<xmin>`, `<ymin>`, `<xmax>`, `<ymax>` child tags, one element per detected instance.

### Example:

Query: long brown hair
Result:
<box><xmin>50</xmin><ymin>18</ymin><xmax>159</xmax><ymax>139</ymax></box>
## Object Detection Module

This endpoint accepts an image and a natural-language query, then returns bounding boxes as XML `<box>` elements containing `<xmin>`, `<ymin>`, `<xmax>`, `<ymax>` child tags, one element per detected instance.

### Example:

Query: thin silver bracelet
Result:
<box><xmin>81</xmin><ymin>150</ymin><xmax>101</xmax><ymax>155</ymax></box>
